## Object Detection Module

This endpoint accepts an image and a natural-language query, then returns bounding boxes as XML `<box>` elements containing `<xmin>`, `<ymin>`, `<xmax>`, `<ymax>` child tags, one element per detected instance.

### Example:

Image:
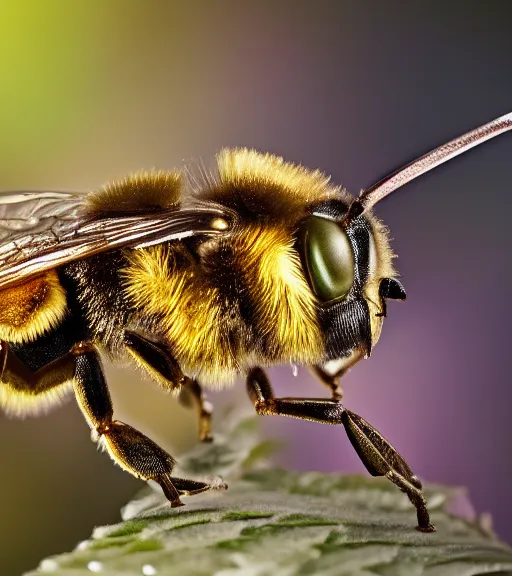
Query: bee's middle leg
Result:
<box><xmin>246</xmin><ymin>366</ymin><xmax>434</xmax><ymax>532</ymax></box>
<box><xmin>124</xmin><ymin>331</ymin><xmax>213</xmax><ymax>442</ymax></box>
<box><xmin>178</xmin><ymin>379</ymin><xmax>213</xmax><ymax>442</ymax></box>
<box><xmin>73</xmin><ymin>343</ymin><xmax>214</xmax><ymax>506</ymax></box>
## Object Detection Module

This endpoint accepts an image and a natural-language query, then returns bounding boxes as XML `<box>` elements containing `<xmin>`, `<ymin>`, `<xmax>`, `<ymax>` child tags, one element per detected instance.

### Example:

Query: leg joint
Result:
<box><xmin>254</xmin><ymin>398</ymin><xmax>276</xmax><ymax>416</ymax></box>
<box><xmin>95</xmin><ymin>421</ymin><xmax>113</xmax><ymax>436</ymax></box>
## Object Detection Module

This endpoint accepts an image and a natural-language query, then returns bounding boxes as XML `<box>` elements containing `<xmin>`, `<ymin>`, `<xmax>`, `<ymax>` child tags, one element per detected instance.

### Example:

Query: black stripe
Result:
<box><xmin>58</xmin><ymin>250</ymin><xmax>132</xmax><ymax>351</ymax></box>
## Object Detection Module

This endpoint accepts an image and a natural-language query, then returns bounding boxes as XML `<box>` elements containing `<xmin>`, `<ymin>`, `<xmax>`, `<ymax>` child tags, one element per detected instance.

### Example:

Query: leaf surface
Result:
<box><xmin>28</xmin><ymin>411</ymin><xmax>512</xmax><ymax>576</ymax></box>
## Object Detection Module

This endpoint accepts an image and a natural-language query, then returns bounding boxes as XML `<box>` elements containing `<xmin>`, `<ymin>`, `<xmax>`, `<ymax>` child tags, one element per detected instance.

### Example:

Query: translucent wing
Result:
<box><xmin>0</xmin><ymin>190</ymin><xmax>226</xmax><ymax>290</ymax></box>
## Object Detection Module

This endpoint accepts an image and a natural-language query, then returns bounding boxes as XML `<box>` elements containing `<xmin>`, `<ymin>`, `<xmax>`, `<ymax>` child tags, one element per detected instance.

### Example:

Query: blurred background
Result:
<box><xmin>1</xmin><ymin>1</ymin><xmax>512</xmax><ymax>573</ymax></box>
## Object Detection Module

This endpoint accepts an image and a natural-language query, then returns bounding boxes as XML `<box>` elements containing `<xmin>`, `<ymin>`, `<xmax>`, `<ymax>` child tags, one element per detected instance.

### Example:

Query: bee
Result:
<box><xmin>0</xmin><ymin>113</ymin><xmax>510</xmax><ymax>532</ymax></box>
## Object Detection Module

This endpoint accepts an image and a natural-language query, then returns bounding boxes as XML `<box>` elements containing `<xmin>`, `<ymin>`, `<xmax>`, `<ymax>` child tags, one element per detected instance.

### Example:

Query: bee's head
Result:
<box><xmin>197</xmin><ymin>147</ymin><xmax>406</xmax><ymax>364</ymax></box>
<box><xmin>297</xmin><ymin>199</ymin><xmax>406</xmax><ymax>360</ymax></box>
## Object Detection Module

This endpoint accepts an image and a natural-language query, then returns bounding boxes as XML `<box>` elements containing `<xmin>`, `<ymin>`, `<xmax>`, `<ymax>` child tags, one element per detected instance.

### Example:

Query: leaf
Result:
<box><xmin>27</xmin><ymin>408</ymin><xmax>512</xmax><ymax>576</ymax></box>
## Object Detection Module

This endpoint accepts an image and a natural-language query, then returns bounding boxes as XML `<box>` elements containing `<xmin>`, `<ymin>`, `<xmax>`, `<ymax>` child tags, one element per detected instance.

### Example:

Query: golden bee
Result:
<box><xmin>1</xmin><ymin>112</ymin><xmax>510</xmax><ymax>532</ymax></box>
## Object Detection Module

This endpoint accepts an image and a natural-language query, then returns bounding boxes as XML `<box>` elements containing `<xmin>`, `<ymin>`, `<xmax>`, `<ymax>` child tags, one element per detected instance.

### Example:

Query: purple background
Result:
<box><xmin>1</xmin><ymin>2</ymin><xmax>511</xmax><ymax>574</ymax></box>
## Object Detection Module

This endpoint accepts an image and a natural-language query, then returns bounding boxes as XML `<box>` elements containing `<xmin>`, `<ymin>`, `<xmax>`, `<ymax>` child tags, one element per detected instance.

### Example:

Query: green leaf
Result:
<box><xmin>27</xmin><ymin>409</ymin><xmax>512</xmax><ymax>576</ymax></box>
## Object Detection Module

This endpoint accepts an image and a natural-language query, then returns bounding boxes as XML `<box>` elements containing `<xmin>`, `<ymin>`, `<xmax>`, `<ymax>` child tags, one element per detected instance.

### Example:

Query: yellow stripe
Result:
<box><xmin>235</xmin><ymin>225</ymin><xmax>322</xmax><ymax>363</ymax></box>
<box><xmin>0</xmin><ymin>270</ymin><xmax>67</xmax><ymax>343</ymax></box>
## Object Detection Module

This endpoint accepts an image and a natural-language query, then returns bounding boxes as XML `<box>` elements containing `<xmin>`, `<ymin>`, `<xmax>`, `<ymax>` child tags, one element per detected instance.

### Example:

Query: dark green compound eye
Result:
<box><xmin>300</xmin><ymin>216</ymin><xmax>355</xmax><ymax>302</ymax></box>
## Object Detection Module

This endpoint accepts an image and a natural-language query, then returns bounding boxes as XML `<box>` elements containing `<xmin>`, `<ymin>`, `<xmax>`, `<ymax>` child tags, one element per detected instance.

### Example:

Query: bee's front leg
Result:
<box><xmin>246</xmin><ymin>366</ymin><xmax>434</xmax><ymax>533</ymax></box>
<box><xmin>311</xmin><ymin>364</ymin><xmax>344</xmax><ymax>400</ymax></box>
<box><xmin>312</xmin><ymin>350</ymin><xmax>365</xmax><ymax>400</ymax></box>
<box><xmin>73</xmin><ymin>342</ymin><xmax>217</xmax><ymax>506</ymax></box>
<box><xmin>124</xmin><ymin>331</ymin><xmax>213</xmax><ymax>442</ymax></box>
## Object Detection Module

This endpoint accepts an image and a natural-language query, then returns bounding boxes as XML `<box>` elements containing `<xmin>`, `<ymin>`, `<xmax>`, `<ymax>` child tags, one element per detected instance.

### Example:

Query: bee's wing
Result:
<box><xmin>0</xmin><ymin>190</ymin><xmax>225</xmax><ymax>290</ymax></box>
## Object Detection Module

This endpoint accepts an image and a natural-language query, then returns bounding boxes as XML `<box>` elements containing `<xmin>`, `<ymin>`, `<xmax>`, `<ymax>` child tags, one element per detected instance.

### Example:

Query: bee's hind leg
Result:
<box><xmin>124</xmin><ymin>331</ymin><xmax>214</xmax><ymax>442</ymax></box>
<box><xmin>73</xmin><ymin>342</ymin><xmax>216</xmax><ymax>507</ymax></box>
<box><xmin>246</xmin><ymin>366</ymin><xmax>434</xmax><ymax>533</ymax></box>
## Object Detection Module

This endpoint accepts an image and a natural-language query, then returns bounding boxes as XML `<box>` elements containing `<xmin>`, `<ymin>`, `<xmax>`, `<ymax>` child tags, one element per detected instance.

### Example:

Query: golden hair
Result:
<box><xmin>86</xmin><ymin>170</ymin><xmax>183</xmax><ymax>216</ymax></box>
<box><xmin>0</xmin><ymin>271</ymin><xmax>67</xmax><ymax>343</ymax></box>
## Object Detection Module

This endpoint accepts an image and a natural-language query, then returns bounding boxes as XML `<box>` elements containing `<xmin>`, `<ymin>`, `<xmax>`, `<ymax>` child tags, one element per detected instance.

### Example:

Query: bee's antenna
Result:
<box><xmin>344</xmin><ymin>111</ymin><xmax>512</xmax><ymax>224</ymax></box>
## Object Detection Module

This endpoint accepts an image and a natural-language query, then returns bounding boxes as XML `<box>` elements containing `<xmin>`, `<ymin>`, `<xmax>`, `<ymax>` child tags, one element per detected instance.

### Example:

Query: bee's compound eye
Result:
<box><xmin>300</xmin><ymin>216</ymin><xmax>354</xmax><ymax>302</ymax></box>
<box><xmin>211</xmin><ymin>217</ymin><xmax>229</xmax><ymax>231</ymax></box>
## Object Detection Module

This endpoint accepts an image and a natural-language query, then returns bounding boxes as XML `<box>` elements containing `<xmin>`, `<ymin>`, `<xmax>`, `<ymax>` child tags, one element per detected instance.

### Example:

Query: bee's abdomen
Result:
<box><xmin>0</xmin><ymin>270</ymin><xmax>67</xmax><ymax>344</ymax></box>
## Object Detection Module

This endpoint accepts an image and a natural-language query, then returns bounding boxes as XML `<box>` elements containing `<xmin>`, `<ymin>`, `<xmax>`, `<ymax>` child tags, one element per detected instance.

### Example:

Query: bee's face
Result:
<box><xmin>295</xmin><ymin>200</ymin><xmax>404</xmax><ymax>361</ymax></box>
